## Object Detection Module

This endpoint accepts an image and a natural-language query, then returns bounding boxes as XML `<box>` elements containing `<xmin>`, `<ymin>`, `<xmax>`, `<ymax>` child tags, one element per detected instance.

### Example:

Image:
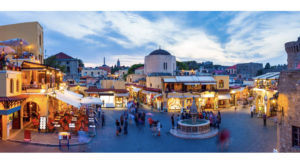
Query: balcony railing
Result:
<box><xmin>22</xmin><ymin>84</ymin><xmax>42</xmax><ymax>90</ymax></box>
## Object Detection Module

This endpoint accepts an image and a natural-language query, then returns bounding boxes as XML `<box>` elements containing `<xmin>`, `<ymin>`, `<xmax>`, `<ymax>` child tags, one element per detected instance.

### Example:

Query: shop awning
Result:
<box><xmin>152</xmin><ymin>94</ymin><xmax>162</xmax><ymax>99</ymax></box>
<box><xmin>80</xmin><ymin>97</ymin><xmax>103</xmax><ymax>105</ymax></box>
<box><xmin>115</xmin><ymin>93</ymin><xmax>129</xmax><ymax>97</ymax></box>
<box><xmin>168</xmin><ymin>95</ymin><xmax>184</xmax><ymax>98</ymax></box>
<box><xmin>142</xmin><ymin>90</ymin><xmax>158</xmax><ymax>95</ymax></box>
<box><xmin>133</xmin><ymin>88</ymin><xmax>141</xmax><ymax>92</ymax></box>
<box><xmin>52</xmin><ymin>91</ymin><xmax>81</xmax><ymax>108</ymax></box>
<box><xmin>218</xmin><ymin>94</ymin><xmax>231</xmax><ymax>100</ymax></box>
<box><xmin>201</xmin><ymin>82</ymin><xmax>216</xmax><ymax>85</ymax></box>
<box><xmin>201</xmin><ymin>93</ymin><xmax>215</xmax><ymax>98</ymax></box>
<box><xmin>184</xmin><ymin>83</ymin><xmax>201</xmax><ymax>85</ymax></box>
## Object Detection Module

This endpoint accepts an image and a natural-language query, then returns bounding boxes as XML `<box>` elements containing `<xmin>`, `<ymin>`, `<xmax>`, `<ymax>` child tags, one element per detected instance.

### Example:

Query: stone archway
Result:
<box><xmin>22</xmin><ymin>101</ymin><xmax>40</xmax><ymax>124</ymax></box>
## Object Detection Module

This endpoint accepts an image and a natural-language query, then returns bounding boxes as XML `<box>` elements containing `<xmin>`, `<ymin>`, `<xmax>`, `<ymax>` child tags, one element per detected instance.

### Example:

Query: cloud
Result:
<box><xmin>224</xmin><ymin>12</ymin><xmax>300</xmax><ymax>64</ymax></box>
<box><xmin>2</xmin><ymin>11</ymin><xmax>300</xmax><ymax>66</ymax></box>
<box><xmin>2</xmin><ymin>11</ymin><xmax>107</xmax><ymax>40</ymax></box>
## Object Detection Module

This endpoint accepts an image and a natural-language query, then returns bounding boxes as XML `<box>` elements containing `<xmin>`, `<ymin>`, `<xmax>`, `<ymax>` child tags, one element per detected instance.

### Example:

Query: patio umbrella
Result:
<box><xmin>0</xmin><ymin>45</ymin><xmax>16</xmax><ymax>54</ymax></box>
<box><xmin>146</xmin><ymin>112</ymin><xmax>154</xmax><ymax>116</ymax></box>
<box><xmin>0</xmin><ymin>38</ymin><xmax>29</xmax><ymax>46</ymax></box>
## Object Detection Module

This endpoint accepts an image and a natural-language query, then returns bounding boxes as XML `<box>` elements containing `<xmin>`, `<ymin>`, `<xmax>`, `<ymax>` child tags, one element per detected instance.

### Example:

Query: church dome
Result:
<box><xmin>149</xmin><ymin>49</ymin><xmax>172</xmax><ymax>56</ymax></box>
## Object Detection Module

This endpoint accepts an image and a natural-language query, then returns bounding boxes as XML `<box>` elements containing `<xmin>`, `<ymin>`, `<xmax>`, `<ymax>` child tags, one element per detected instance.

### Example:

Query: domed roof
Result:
<box><xmin>149</xmin><ymin>49</ymin><xmax>171</xmax><ymax>56</ymax></box>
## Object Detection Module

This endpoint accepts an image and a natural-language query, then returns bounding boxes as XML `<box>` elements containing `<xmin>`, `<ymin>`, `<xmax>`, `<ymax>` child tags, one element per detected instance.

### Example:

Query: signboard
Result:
<box><xmin>39</xmin><ymin>117</ymin><xmax>47</xmax><ymax>130</ymax></box>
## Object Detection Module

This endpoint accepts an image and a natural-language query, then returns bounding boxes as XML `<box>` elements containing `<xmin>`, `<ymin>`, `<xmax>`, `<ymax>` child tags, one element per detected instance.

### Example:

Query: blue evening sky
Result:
<box><xmin>0</xmin><ymin>11</ymin><xmax>299</xmax><ymax>67</ymax></box>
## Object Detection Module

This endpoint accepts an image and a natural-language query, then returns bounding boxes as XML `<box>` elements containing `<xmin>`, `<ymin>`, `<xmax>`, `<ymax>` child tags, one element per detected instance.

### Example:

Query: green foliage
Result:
<box><xmin>123</xmin><ymin>64</ymin><xmax>144</xmax><ymax>80</ymax></box>
<box><xmin>78</xmin><ymin>59</ymin><xmax>84</xmax><ymax>67</ymax></box>
<box><xmin>176</xmin><ymin>61</ymin><xmax>188</xmax><ymax>70</ymax></box>
<box><xmin>128</xmin><ymin>64</ymin><xmax>144</xmax><ymax>74</ymax></box>
<box><xmin>256</xmin><ymin>69</ymin><xmax>263</xmax><ymax>76</ymax></box>
<box><xmin>265</xmin><ymin>63</ymin><xmax>271</xmax><ymax>69</ymax></box>
<box><xmin>44</xmin><ymin>55</ymin><xmax>66</xmax><ymax>73</ymax></box>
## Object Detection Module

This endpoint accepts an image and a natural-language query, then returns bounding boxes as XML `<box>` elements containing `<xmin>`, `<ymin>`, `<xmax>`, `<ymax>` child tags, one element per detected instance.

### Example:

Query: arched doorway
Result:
<box><xmin>23</xmin><ymin>101</ymin><xmax>40</xmax><ymax>124</ymax></box>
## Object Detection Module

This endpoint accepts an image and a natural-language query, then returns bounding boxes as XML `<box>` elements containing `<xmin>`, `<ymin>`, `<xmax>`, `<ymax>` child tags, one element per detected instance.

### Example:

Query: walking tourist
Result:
<box><xmin>250</xmin><ymin>105</ymin><xmax>254</xmax><ymax>118</ymax></box>
<box><xmin>171</xmin><ymin>114</ymin><xmax>175</xmax><ymax>129</ymax></box>
<box><xmin>120</xmin><ymin>114</ymin><xmax>124</xmax><ymax>126</ymax></box>
<box><xmin>148</xmin><ymin>117</ymin><xmax>153</xmax><ymax>128</ymax></box>
<box><xmin>116</xmin><ymin>119</ymin><xmax>121</xmax><ymax>136</ymax></box>
<box><xmin>124</xmin><ymin>118</ymin><xmax>128</xmax><ymax>135</ymax></box>
<box><xmin>263</xmin><ymin>114</ymin><xmax>267</xmax><ymax>126</ymax></box>
<box><xmin>157</xmin><ymin>121</ymin><xmax>161</xmax><ymax>136</ymax></box>
<box><xmin>141</xmin><ymin>112</ymin><xmax>146</xmax><ymax>125</ymax></box>
<box><xmin>217</xmin><ymin>129</ymin><xmax>230</xmax><ymax>151</ymax></box>
<box><xmin>176</xmin><ymin>115</ymin><xmax>180</xmax><ymax>129</ymax></box>
<box><xmin>101</xmin><ymin>112</ymin><xmax>105</xmax><ymax>127</ymax></box>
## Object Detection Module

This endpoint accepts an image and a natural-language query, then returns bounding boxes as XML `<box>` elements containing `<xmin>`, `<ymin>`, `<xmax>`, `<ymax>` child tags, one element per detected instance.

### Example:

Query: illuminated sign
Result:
<box><xmin>39</xmin><ymin>117</ymin><xmax>47</xmax><ymax>130</ymax></box>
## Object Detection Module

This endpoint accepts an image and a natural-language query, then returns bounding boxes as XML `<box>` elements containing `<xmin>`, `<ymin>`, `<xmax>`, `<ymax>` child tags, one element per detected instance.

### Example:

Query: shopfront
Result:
<box><xmin>114</xmin><ymin>93</ymin><xmax>129</xmax><ymax>108</ymax></box>
<box><xmin>218</xmin><ymin>93</ymin><xmax>231</xmax><ymax>108</ymax></box>
<box><xmin>99</xmin><ymin>94</ymin><xmax>115</xmax><ymax>108</ymax></box>
<box><xmin>201</xmin><ymin>91</ymin><xmax>216</xmax><ymax>110</ymax></box>
<box><xmin>167</xmin><ymin>97</ymin><xmax>182</xmax><ymax>112</ymax></box>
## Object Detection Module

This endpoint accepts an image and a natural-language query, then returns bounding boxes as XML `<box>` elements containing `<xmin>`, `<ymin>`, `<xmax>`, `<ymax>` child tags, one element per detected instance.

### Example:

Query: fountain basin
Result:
<box><xmin>170</xmin><ymin>119</ymin><xmax>218</xmax><ymax>139</ymax></box>
<box><xmin>177</xmin><ymin>119</ymin><xmax>210</xmax><ymax>134</ymax></box>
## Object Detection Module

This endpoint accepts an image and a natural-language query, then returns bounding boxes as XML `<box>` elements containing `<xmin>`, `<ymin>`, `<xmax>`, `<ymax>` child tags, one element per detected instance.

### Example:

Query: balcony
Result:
<box><xmin>22</xmin><ymin>83</ymin><xmax>58</xmax><ymax>93</ymax></box>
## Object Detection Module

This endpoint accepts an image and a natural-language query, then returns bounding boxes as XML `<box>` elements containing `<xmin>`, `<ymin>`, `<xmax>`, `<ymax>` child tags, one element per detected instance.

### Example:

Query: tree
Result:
<box><xmin>265</xmin><ymin>63</ymin><xmax>271</xmax><ymax>69</ymax></box>
<box><xmin>123</xmin><ymin>64</ymin><xmax>144</xmax><ymax>80</ymax></box>
<box><xmin>44</xmin><ymin>55</ymin><xmax>66</xmax><ymax>73</ymax></box>
<box><xmin>176</xmin><ymin>61</ymin><xmax>188</xmax><ymax>70</ymax></box>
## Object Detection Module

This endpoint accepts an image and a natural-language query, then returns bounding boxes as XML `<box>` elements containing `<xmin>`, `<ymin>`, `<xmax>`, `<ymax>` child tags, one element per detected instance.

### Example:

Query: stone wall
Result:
<box><xmin>277</xmin><ymin>70</ymin><xmax>300</xmax><ymax>152</ymax></box>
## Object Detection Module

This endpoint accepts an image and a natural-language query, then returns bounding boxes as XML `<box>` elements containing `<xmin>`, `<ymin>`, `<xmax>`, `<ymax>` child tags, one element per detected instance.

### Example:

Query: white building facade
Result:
<box><xmin>144</xmin><ymin>49</ymin><xmax>176</xmax><ymax>76</ymax></box>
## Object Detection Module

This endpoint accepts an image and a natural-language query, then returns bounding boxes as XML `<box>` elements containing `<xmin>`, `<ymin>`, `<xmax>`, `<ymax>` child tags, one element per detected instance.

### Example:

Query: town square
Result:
<box><xmin>0</xmin><ymin>9</ymin><xmax>300</xmax><ymax>156</ymax></box>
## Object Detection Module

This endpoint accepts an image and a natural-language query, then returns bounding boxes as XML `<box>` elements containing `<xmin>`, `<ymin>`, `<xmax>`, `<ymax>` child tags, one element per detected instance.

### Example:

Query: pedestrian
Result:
<box><xmin>120</xmin><ymin>114</ymin><xmax>124</xmax><ymax>126</ymax></box>
<box><xmin>217</xmin><ymin>129</ymin><xmax>230</xmax><ymax>151</ymax></box>
<box><xmin>124</xmin><ymin>118</ymin><xmax>128</xmax><ymax>135</ymax></box>
<box><xmin>142</xmin><ymin>112</ymin><xmax>146</xmax><ymax>125</ymax></box>
<box><xmin>217</xmin><ymin>113</ymin><xmax>221</xmax><ymax>129</ymax></box>
<box><xmin>176</xmin><ymin>114</ymin><xmax>180</xmax><ymax>129</ymax></box>
<box><xmin>101</xmin><ymin>112</ymin><xmax>105</xmax><ymax>127</ymax></box>
<box><xmin>157</xmin><ymin>121</ymin><xmax>161</xmax><ymax>136</ymax></box>
<box><xmin>148</xmin><ymin>117</ymin><xmax>153</xmax><ymax>128</ymax></box>
<box><xmin>152</xmin><ymin>120</ymin><xmax>157</xmax><ymax>135</ymax></box>
<box><xmin>263</xmin><ymin>114</ymin><xmax>267</xmax><ymax>126</ymax></box>
<box><xmin>250</xmin><ymin>105</ymin><xmax>254</xmax><ymax>118</ymax></box>
<box><xmin>171</xmin><ymin>114</ymin><xmax>175</xmax><ymax>129</ymax></box>
<box><xmin>115</xmin><ymin>119</ymin><xmax>120</xmax><ymax>136</ymax></box>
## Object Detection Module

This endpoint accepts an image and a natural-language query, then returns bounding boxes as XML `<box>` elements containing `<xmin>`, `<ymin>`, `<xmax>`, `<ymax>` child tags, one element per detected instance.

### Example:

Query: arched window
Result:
<box><xmin>10</xmin><ymin>79</ymin><xmax>14</xmax><ymax>93</ymax></box>
<box><xmin>219</xmin><ymin>80</ymin><xmax>224</xmax><ymax>88</ymax></box>
<box><xmin>16</xmin><ymin>80</ymin><xmax>19</xmax><ymax>92</ymax></box>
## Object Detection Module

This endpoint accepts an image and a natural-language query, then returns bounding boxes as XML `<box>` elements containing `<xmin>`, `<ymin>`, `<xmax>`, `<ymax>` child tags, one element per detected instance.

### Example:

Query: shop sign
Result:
<box><xmin>39</xmin><ymin>117</ymin><xmax>47</xmax><ymax>130</ymax></box>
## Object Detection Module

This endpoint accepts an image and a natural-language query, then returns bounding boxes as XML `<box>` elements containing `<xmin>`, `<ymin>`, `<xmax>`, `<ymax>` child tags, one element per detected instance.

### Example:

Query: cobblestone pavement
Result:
<box><xmin>0</xmin><ymin>107</ymin><xmax>277</xmax><ymax>152</ymax></box>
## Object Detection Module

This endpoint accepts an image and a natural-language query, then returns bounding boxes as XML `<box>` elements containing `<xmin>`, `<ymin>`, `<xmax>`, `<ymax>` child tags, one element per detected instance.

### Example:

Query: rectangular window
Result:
<box><xmin>166</xmin><ymin>63</ymin><xmax>167</xmax><ymax>70</ymax></box>
<box><xmin>292</xmin><ymin>126</ymin><xmax>300</xmax><ymax>147</ymax></box>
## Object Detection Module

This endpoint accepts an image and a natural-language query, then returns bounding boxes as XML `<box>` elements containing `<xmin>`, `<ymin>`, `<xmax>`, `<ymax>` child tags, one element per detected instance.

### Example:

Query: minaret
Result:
<box><xmin>117</xmin><ymin>58</ymin><xmax>120</xmax><ymax>68</ymax></box>
<box><xmin>104</xmin><ymin>57</ymin><xmax>106</xmax><ymax>65</ymax></box>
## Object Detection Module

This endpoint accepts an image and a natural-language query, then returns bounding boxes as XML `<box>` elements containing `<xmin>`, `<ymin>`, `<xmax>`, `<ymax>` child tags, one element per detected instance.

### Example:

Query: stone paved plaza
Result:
<box><xmin>0</xmin><ymin>107</ymin><xmax>277</xmax><ymax>152</ymax></box>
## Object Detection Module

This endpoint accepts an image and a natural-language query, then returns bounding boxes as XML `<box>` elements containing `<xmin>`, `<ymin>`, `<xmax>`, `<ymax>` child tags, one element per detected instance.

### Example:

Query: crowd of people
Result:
<box><xmin>171</xmin><ymin>110</ymin><xmax>222</xmax><ymax>129</ymax></box>
<box><xmin>114</xmin><ymin>100</ymin><xmax>162</xmax><ymax>136</ymax></box>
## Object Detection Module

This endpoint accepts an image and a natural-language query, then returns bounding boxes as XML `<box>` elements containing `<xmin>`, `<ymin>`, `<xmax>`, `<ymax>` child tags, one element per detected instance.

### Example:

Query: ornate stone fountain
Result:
<box><xmin>170</xmin><ymin>97</ymin><xmax>218</xmax><ymax>139</ymax></box>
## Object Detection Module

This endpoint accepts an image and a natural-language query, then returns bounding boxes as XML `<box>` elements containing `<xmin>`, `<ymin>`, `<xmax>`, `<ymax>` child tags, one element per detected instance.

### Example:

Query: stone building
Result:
<box><xmin>236</xmin><ymin>62</ymin><xmax>263</xmax><ymax>79</ymax></box>
<box><xmin>277</xmin><ymin>37</ymin><xmax>300</xmax><ymax>152</ymax></box>
<box><xmin>144</xmin><ymin>49</ymin><xmax>176</xmax><ymax>76</ymax></box>
<box><xmin>285</xmin><ymin>37</ymin><xmax>300</xmax><ymax>69</ymax></box>
<box><xmin>277</xmin><ymin>69</ymin><xmax>300</xmax><ymax>152</ymax></box>
<box><xmin>0</xmin><ymin>22</ymin><xmax>44</xmax><ymax>64</ymax></box>
<box><xmin>52</xmin><ymin>52</ymin><xmax>81</xmax><ymax>83</ymax></box>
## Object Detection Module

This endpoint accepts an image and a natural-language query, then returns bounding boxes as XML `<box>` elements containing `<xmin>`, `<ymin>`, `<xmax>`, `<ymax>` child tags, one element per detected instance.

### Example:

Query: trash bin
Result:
<box><xmin>24</xmin><ymin>130</ymin><xmax>31</xmax><ymax>142</ymax></box>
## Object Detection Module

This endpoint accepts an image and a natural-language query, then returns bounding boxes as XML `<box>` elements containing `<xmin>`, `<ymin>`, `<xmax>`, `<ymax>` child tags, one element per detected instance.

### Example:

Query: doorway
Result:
<box><xmin>23</xmin><ymin>102</ymin><xmax>39</xmax><ymax>124</ymax></box>
<box><xmin>12</xmin><ymin>111</ymin><xmax>21</xmax><ymax>129</ymax></box>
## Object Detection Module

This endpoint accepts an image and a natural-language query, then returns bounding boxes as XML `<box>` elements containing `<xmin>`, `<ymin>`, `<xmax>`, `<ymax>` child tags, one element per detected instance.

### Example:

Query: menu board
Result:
<box><xmin>39</xmin><ymin>117</ymin><xmax>47</xmax><ymax>130</ymax></box>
